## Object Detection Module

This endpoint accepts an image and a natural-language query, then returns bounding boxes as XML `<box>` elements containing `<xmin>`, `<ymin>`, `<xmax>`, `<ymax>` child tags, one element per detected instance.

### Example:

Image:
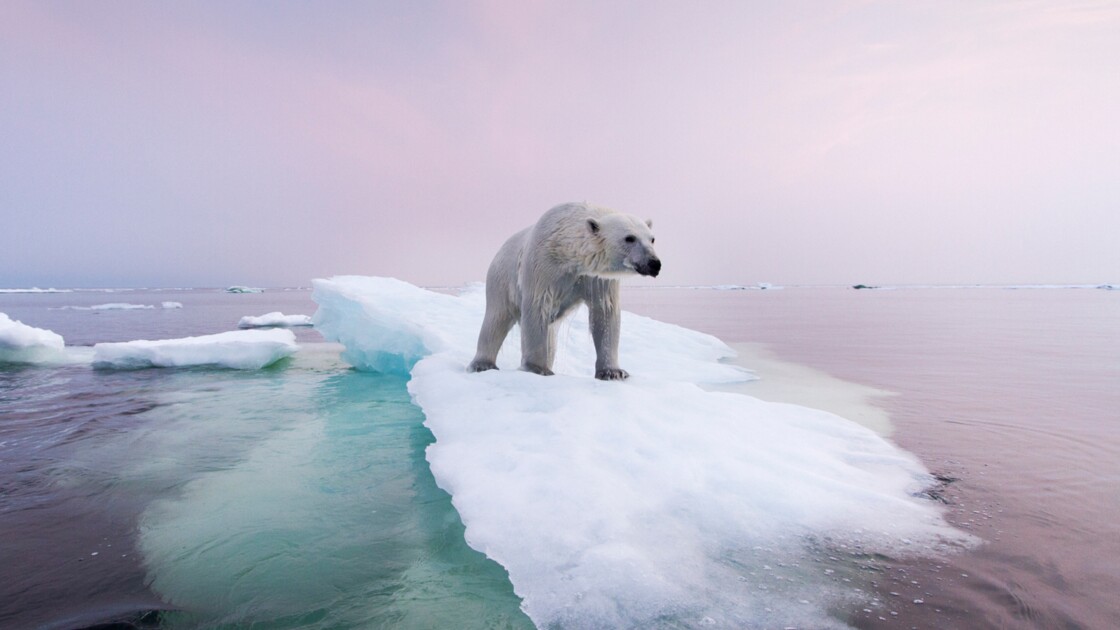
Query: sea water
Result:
<box><xmin>1</xmin><ymin>285</ymin><xmax>1117</xmax><ymax>628</ymax></box>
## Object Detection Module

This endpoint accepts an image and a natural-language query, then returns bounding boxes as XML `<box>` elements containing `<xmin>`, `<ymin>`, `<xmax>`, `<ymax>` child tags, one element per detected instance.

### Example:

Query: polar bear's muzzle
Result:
<box><xmin>637</xmin><ymin>258</ymin><xmax>661</xmax><ymax>277</ymax></box>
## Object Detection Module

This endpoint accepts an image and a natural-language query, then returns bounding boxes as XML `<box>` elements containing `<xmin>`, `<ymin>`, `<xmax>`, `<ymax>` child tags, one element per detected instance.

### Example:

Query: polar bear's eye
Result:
<box><xmin>650</xmin><ymin>238</ymin><xmax>655</xmax><ymax>244</ymax></box>
<box><xmin>625</xmin><ymin>235</ymin><xmax>636</xmax><ymax>243</ymax></box>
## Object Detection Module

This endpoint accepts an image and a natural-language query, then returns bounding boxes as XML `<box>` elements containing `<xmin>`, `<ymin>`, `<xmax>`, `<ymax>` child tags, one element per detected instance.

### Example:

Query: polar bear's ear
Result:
<box><xmin>587</xmin><ymin>219</ymin><xmax>600</xmax><ymax>234</ymax></box>
<box><xmin>645</xmin><ymin>219</ymin><xmax>653</xmax><ymax>229</ymax></box>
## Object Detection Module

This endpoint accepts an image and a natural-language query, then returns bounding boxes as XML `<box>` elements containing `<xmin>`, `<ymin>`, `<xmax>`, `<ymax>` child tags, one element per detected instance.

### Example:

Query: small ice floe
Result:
<box><xmin>237</xmin><ymin>312</ymin><xmax>313</xmax><ymax>328</ymax></box>
<box><xmin>0</xmin><ymin>312</ymin><xmax>67</xmax><ymax>364</ymax></box>
<box><xmin>226</xmin><ymin>286</ymin><xmax>264</xmax><ymax>294</ymax></box>
<box><xmin>93</xmin><ymin>329</ymin><xmax>298</xmax><ymax>369</ymax></box>
<box><xmin>162</xmin><ymin>302</ymin><xmax>184</xmax><ymax>309</ymax></box>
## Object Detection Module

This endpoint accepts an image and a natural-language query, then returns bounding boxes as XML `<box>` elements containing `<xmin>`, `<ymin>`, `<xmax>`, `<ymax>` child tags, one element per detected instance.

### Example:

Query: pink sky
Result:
<box><xmin>2</xmin><ymin>1</ymin><xmax>1117</xmax><ymax>287</ymax></box>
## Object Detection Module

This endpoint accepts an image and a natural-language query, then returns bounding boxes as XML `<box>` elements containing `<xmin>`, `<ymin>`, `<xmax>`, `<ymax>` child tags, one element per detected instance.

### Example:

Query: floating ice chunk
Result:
<box><xmin>0</xmin><ymin>312</ymin><xmax>67</xmax><ymax>364</ymax></box>
<box><xmin>312</xmin><ymin>276</ymin><xmax>975</xmax><ymax>628</ymax></box>
<box><xmin>162</xmin><ymin>302</ymin><xmax>183</xmax><ymax>309</ymax></box>
<box><xmin>238</xmin><ymin>312</ymin><xmax>313</xmax><ymax>328</ymax></box>
<box><xmin>93</xmin><ymin>329</ymin><xmax>298</xmax><ymax>369</ymax></box>
<box><xmin>226</xmin><ymin>286</ymin><xmax>264</xmax><ymax>294</ymax></box>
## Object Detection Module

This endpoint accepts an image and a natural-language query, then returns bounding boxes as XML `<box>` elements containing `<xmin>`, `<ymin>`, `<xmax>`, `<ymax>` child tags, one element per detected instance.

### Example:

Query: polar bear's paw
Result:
<box><xmin>595</xmin><ymin>367</ymin><xmax>630</xmax><ymax>381</ymax></box>
<box><xmin>467</xmin><ymin>359</ymin><xmax>498</xmax><ymax>373</ymax></box>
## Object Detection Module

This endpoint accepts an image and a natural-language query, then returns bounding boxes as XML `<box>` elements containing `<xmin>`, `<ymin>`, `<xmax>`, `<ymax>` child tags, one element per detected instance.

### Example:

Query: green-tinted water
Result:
<box><xmin>144</xmin><ymin>347</ymin><xmax>529</xmax><ymax>628</ymax></box>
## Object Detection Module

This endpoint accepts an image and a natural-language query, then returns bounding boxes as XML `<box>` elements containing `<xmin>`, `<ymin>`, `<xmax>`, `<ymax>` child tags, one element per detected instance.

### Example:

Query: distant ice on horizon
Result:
<box><xmin>312</xmin><ymin>275</ymin><xmax>975</xmax><ymax>628</ymax></box>
<box><xmin>0</xmin><ymin>287</ymin><xmax>72</xmax><ymax>293</ymax></box>
<box><xmin>694</xmin><ymin>282</ymin><xmax>779</xmax><ymax>290</ymax></box>
<box><xmin>847</xmin><ymin>283</ymin><xmax>1120</xmax><ymax>291</ymax></box>
<box><xmin>226</xmin><ymin>285</ymin><xmax>265</xmax><ymax>294</ymax></box>
<box><xmin>47</xmin><ymin>302</ymin><xmax>184</xmax><ymax>311</ymax></box>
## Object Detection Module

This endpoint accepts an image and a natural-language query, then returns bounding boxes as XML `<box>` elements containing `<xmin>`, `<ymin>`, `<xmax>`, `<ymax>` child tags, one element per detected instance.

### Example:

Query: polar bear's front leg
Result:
<box><xmin>586</xmin><ymin>278</ymin><xmax>628</xmax><ymax>380</ymax></box>
<box><xmin>518</xmin><ymin>287</ymin><xmax>557</xmax><ymax>375</ymax></box>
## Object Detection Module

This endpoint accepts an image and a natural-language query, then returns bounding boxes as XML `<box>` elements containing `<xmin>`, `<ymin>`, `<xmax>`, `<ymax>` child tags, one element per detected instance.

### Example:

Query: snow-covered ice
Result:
<box><xmin>237</xmin><ymin>312</ymin><xmax>313</xmax><ymax>328</ymax></box>
<box><xmin>93</xmin><ymin>329</ymin><xmax>298</xmax><ymax>369</ymax></box>
<box><xmin>0</xmin><ymin>313</ymin><xmax>67</xmax><ymax>364</ymax></box>
<box><xmin>312</xmin><ymin>276</ymin><xmax>975</xmax><ymax>628</ymax></box>
<box><xmin>162</xmin><ymin>301</ymin><xmax>183</xmax><ymax>309</ymax></box>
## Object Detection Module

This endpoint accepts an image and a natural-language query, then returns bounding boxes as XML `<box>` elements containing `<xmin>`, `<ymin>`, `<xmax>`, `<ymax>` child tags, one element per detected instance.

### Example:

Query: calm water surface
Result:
<box><xmin>2</xmin><ymin>286</ymin><xmax>1117</xmax><ymax>628</ymax></box>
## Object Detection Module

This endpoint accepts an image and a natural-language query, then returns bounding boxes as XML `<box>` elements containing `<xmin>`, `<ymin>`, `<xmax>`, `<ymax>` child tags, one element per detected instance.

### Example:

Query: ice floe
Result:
<box><xmin>237</xmin><ymin>312</ymin><xmax>313</xmax><ymax>328</ymax></box>
<box><xmin>312</xmin><ymin>276</ymin><xmax>976</xmax><ymax>628</ymax></box>
<box><xmin>226</xmin><ymin>286</ymin><xmax>264</xmax><ymax>294</ymax></box>
<box><xmin>93</xmin><ymin>329</ymin><xmax>298</xmax><ymax>369</ymax></box>
<box><xmin>0</xmin><ymin>312</ymin><xmax>67</xmax><ymax>364</ymax></box>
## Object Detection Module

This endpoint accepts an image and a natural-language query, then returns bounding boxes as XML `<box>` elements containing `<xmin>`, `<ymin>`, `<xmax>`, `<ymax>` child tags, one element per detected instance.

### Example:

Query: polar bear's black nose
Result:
<box><xmin>646</xmin><ymin>258</ymin><xmax>661</xmax><ymax>277</ymax></box>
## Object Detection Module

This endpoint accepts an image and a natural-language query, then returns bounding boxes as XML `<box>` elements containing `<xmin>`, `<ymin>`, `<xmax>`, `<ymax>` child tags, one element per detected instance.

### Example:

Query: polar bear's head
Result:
<box><xmin>587</xmin><ymin>213</ymin><xmax>661</xmax><ymax>278</ymax></box>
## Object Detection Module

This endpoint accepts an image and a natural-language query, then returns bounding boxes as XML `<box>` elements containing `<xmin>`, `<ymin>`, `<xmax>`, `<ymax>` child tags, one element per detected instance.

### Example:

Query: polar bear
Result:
<box><xmin>467</xmin><ymin>202</ymin><xmax>661</xmax><ymax>380</ymax></box>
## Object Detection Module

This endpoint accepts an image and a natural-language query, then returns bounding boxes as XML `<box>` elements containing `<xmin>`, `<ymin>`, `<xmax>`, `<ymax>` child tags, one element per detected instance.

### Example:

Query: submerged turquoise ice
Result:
<box><xmin>91</xmin><ymin>346</ymin><xmax>531</xmax><ymax>628</ymax></box>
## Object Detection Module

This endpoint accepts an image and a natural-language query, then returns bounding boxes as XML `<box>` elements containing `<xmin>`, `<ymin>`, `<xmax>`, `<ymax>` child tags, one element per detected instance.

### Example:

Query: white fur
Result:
<box><xmin>468</xmin><ymin>203</ymin><xmax>660</xmax><ymax>380</ymax></box>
